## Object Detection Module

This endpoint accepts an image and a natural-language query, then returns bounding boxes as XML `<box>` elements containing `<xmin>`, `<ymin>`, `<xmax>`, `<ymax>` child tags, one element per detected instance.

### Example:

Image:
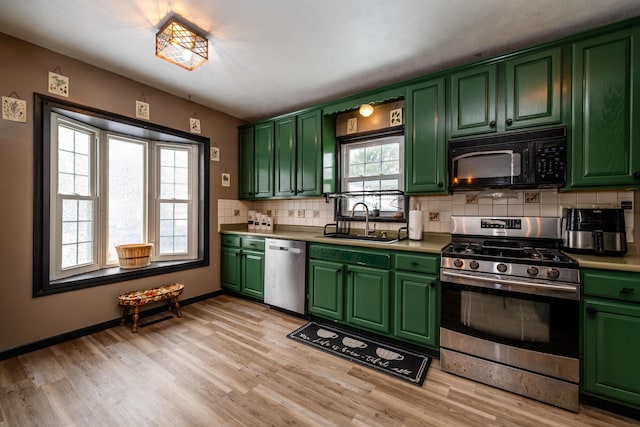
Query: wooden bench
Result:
<box><xmin>117</xmin><ymin>283</ymin><xmax>184</xmax><ymax>332</ymax></box>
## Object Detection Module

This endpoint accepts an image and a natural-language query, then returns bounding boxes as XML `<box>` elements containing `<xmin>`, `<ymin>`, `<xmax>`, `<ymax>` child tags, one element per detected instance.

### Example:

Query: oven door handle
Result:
<box><xmin>441</xmin><ymin>270</ymin><xmax>578</xmax><ymax>296</ymax></box>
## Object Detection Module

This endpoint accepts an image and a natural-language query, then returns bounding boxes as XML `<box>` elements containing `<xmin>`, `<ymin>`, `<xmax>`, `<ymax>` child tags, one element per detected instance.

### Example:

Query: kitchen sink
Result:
<box><xmin>319</xmin><ymin>233</ymin><xmax>402</xmax><ymax>244</ymax></box>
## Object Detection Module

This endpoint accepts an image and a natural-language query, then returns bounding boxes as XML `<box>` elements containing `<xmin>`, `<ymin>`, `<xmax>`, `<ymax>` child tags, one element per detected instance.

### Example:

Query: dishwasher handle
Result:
<box><xmin>267</xmin><ymin>244</ymin><xmax>302</xmax><ymax>254</ymax></box>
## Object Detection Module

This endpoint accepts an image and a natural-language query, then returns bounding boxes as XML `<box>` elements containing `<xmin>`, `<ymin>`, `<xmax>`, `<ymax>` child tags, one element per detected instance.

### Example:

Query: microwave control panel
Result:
<box><xmin>535</xmin><ymin>142</ymin><xmax>566</xmax><ymax>183</ymax></box>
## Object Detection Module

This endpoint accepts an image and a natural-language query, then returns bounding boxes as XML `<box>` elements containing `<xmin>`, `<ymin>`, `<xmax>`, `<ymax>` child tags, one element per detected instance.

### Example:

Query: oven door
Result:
<box><xmin>449</xmin><ymin>145</ymin><xmax>528</xmax><ymax>190</ymax></box>
<box><xmin>441</xmin><ymin>280</ymin><xmax>578</xmax><ymax>358</ymax></box>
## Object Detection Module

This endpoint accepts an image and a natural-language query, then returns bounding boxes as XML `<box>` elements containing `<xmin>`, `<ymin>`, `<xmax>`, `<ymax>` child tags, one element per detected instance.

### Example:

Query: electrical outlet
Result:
<box><xmin>296</xmin><ymin>209</ymin><xmax>305</xmax><ymax>218</ymax></box>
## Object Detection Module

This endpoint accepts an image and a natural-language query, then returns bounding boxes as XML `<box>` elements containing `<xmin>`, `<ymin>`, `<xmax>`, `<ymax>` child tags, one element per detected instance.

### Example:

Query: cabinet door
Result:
<box><xmin>405</xmin><ymin>78</ymin><xmax>446</xmax><ymax>194</ymax></box>
<box><xmin>505</xmin><ymin>47</ymin><xmax>562</xmax><ymax>130</ymax></box>
<box><xmin>571</xmin><ymin>28</ymin><xmax>640</xmax><ymax>187</ymax></box>
<box><xmin>346</xmin><ymin>265</ymin><xmax>390</xmax><ymax>334</ymax></box>
<box><xmin>450</xmin><ymin>64</ymin><xmax>497</xmax><ymax>137</ymax></box>
<box><xmin>242</xmin><ymin>250</ymin><xmax>264</xmax><ymax>299</ymax></box>
<box><xmin>308</xmin><ymin>259</ymin><xmax>344</xmax><ymax>320</ymax></box>
<box><xmin>253</xmin><ymin>121</ymin><xmax>274</xmax><ymax>198</ymax></box>
<box><xmin>583</xmin><ymin>298</ymin><xmax>640</xmax><ymax>407</ymax></box>
<box><xmin>274</xmin><ymin>116</ymin><xmax>297</xmax><ymax>197</ymax></box>
<box><xmin>221</xmin><ymin>247</ymin><xmax>241</xmax><ymax>292</ymax></box>
<box><xmin>296</xmin><ymin>109</ymin><xmax>323</xmax><ymax>197</ymax></box>
<box><xmin>238</xmin><ymin>126</ymin><xmax>255</xmax><ymax>199</ymax></box>
<box><xmin>394</xmin><ymin>272</ymin><xmax>438</xmax><ymax>347</ymax></box>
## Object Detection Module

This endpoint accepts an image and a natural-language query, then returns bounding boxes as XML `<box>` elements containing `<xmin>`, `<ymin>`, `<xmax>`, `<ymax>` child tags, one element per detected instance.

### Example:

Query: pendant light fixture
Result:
<box><xmin>156</xmin><ymin>16</ymin><xmax>208</xmax><ymax>71</ymax></box>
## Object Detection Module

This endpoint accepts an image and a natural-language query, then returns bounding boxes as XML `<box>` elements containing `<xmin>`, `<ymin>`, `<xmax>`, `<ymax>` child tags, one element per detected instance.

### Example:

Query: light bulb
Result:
<box><xmin>359</xmin><ymin>104</ymin><xmax>374</xmax><ymax>117</ymax></box>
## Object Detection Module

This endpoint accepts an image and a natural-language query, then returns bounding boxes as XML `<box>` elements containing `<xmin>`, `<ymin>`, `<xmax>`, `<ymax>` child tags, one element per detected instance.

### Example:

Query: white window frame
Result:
<box><xmin>341</xmin><ymin>135</ymin><xmax>404</xmax><ymax>193</ymax></box>
<box><xmin>49</xmin><ymin>114</ymin><xmax>199</xmax><ymax>281</ymax></box>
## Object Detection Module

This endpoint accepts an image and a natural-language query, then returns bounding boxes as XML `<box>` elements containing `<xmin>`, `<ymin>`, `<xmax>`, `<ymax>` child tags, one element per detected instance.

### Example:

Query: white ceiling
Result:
<box><xmin>1</xmin><ymin>1</ymin><xmax>640</xmax><ymax>122</ymax></box>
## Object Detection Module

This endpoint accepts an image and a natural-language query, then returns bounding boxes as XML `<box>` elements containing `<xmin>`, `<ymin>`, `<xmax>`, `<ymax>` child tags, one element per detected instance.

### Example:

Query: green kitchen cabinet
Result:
<box><xmin>238</xmin><ymin>126</ymin><xmax>255</xmax><ymax>199</ymax></box>
<box><xmin>449</xmin><ymin>47</ymin><xmax>562</xmax><ymax>138</ymax></box>
<box><xmin>394</xmin><ymin>272</ymin><xmax>438</xmax><ymax>347</ymax></box>
<box><xmin>239</xmin><ymin>122</ymin><xmax>274</xmax><ymax>199</ymax></box>
<box><xmin>254</xmin><ymin>122</ymin><xmax>275</xmax><ymax>198</ymax></box>
<box><xmin>450</xmin><ymin>64</ymin><xmax>497</xmax><ymax>137</ymax></box>
<box><xmin>346</xmin><ymin>264</ymin><xmax>390</xmax><ymax>335</ymax></box>
<box><xmin>505</xmin><ymin>48</ymin><xmax>562</xmax><ymax>130</ymax></box>
<box><xmin>296</xmin><ymin>109</ymin><xmax>323</xmax><ymax>197</ymax></box>
<box><xmin>241</xmin><ymin>249</ymin><xmax>265</xmax><ymax>299</ymax></box>
<box><xmin>221</xmin><ymin>246</ymin><xmax>242</xmax><ymax>292</ymax></box>
<box><xmin>405</xmin><ymin>77</ymin><xmax>447</xmax><ymax>194</ymax></box>
<box><xmin>221</xmin><ymin>235</ymin><xmax>265</xmax><ymax>300</ymax></box>
<box><xmin>582</xmin><ymin>269</ymin><xmax>640</xmax><ymax>410</ymax></box>
<box><xmin>308</xmin><ymin>259</ymin><xmax>344</xmax><ymax>320</ymax></box>
<box><xmin>393</xmin><ymin>252</ymin><xmax>440</xmax><ymax>348</ymax></box>
<box><xmin>570</xmin><ymin>28</ymin><xmax>640</xmax><ymax>188</ymax></box>
<box><xmin>274</xmin><ymin>109</ymin><xmax>323</xmax><ymax>198</ymax></box>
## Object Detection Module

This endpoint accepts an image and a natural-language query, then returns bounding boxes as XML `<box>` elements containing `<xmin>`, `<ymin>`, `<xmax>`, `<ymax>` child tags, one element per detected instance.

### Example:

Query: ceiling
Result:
<box><xmin>1</xmin><ymin>1</ymin><xmax>640</xmax><ymax>122</ymax></box>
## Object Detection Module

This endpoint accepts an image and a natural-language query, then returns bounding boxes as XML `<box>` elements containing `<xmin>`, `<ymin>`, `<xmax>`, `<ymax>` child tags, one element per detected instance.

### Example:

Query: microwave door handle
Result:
<box><xmin>453</xmin><ymin>149</ymin><xmax>514</xmax><ymax>161</ymax></box>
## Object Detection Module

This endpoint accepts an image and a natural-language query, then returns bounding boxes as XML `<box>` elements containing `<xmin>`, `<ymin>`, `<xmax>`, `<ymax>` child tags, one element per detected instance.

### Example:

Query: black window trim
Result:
<box><xmin>33</xmin><ymin>93</ymin><xmax>210</xmax><ymax>297</ymax></box>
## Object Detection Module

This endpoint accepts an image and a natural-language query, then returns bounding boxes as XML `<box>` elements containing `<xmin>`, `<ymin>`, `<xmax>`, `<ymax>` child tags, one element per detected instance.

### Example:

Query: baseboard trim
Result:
<box><xmin>0</xmin><ymin>290</ymin><xmax>223</xmax><ymax>361</ymax></box>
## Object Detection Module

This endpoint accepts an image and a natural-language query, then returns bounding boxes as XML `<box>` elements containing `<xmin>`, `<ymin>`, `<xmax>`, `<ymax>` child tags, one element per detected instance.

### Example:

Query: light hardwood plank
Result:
<box><xmin>0</xmin><ymin>294</ymin><xmax>637</xmax><ymax>426</ymax></box>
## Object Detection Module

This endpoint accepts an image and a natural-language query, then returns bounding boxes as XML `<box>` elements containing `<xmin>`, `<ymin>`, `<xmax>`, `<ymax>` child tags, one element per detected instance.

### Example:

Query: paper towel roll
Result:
<box><xmin>409</xmin><ymin>210</ymin><xmax>423</xmax><ymax>240</ymax></box>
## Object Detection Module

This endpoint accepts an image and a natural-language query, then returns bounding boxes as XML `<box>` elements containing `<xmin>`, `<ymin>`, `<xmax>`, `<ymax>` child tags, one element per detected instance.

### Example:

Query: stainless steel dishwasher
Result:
<box><xmin>264</xmin><ymin>238</ymin><xmax>307</xmax><ymax>315</ymax></box>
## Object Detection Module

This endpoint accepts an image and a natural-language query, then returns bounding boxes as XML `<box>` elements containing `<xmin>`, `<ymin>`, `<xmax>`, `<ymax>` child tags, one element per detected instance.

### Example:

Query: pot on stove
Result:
<box><xmin>561</xmin><ymin>208</ymin><xmax>627</xmax><ymax>256</ymax></box>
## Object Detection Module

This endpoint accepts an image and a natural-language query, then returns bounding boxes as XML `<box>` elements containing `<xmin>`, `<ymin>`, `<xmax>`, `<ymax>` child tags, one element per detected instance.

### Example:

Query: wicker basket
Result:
<box><xmin>115</xmin><ymin>243</ymin><xmax>153</xmax><ymax>269</ymax></box>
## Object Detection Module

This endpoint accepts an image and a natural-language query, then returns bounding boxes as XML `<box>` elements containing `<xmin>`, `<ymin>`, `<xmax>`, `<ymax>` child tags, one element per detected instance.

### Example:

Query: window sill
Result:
<box><xmin>37</xmin><ymin>258</ymin><xmax>208</xmax><ymax>297</ymax></box>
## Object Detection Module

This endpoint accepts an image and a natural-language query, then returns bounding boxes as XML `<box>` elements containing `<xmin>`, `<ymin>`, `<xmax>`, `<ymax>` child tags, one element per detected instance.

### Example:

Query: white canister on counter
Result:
<box><xmin>248</xmin><ymin>210</ymin><xmax>256</xmax><ymax>230</ymax></box>
<box><xmin>266</xmin><ymin>216</ymin><xmax>273</xmax><ymax>231</ymax></box>
<box><xmin>409</xmin><ymin>210</ymin><xmax>423</xmax><ymax>240</ymax></box>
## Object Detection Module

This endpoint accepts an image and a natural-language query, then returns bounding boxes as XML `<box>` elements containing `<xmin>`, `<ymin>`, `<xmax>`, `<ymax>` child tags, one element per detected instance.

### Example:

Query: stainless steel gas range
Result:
<box><xmin>439</xmin><ymin>216</ymin><xmax>580</xmax><ymax>412</ymax></box>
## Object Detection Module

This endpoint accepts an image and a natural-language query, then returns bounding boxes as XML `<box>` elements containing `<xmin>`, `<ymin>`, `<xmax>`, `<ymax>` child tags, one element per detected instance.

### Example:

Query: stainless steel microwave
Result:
<box><xmin>448</xmin><ymin>127</ymin><xmax>566</xmax><ymax>191</ymax></box>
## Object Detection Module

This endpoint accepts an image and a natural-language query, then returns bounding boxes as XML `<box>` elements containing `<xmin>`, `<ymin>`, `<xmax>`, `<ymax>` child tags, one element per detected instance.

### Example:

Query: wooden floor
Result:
<box><xmin>1</xmin><ymin>295</ymin><xmax>637</xmax><ymax>427</ymax></box>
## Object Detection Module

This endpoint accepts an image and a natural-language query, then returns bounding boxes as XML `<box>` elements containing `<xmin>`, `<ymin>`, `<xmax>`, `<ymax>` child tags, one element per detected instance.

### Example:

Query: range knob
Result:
<box><xmin>496</xmin><ymin>263</ymin><xmax>508</xmax><ymax>273</ymax></box>
<box><xmin>453</xmin><ymin>259</ymin><xmax>464</xmax><ymax>268</ymax></box>
<box><xmin>527</xmin><ymin>266</ymin><xmax>539</xmax><ymax>276</ymax></box>
<box><xmin>469</xmin><ymin>260</ymin><xmax>480</xmax><ymax>270</ymax></box>
<box><xmin>547</xmin><ymin>268</ymin><xmax>560</xmax><ymax>279</ymax></box>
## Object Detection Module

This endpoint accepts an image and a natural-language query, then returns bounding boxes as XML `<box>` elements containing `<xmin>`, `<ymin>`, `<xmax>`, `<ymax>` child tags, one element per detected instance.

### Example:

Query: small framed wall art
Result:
<box><xmin>2</xmin><ymin>95</ymin><xmax>27</xmax><ymax>122</ymax></box>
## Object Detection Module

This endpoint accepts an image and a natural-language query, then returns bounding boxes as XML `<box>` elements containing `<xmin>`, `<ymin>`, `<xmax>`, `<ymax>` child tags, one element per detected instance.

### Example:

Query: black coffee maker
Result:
<box><xmin>561</xmin><ymin>208</ymin><xmax>627</xmax><ymax>256</ymax></box>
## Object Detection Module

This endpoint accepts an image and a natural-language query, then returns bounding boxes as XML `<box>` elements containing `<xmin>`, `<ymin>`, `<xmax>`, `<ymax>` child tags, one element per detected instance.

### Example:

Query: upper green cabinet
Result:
<box><xmin>450</xmin><ymin>64</ymin><xmax>497</xmax><ymax>137</ymax></box>
<box><xmin>239</xmin><ymin>121</ymin><xmax>274</xmax><ymax>199</ymax></box>
<box><xmin>449</xmin><ymin>47</ymin><xmax>563</xmax><ymax>138</ymax></box>
<box><xmin>570</xmin><ymin>28</ymin><xmax>640</xmax><ymax>188</ymax></box>
<box><xmin>405</xmin><ymin>77</ymin><xmax>447</xmax><ymax>194</ymax></box>
<box><xmin>274</xmin><ymin>109</ymin><xmax>323</xmax><ymax>198</ymax></box>
<box><xmin>505</xmin><ymin>48</ymin><xmax>562</xmax><ymax>130</ymax></box>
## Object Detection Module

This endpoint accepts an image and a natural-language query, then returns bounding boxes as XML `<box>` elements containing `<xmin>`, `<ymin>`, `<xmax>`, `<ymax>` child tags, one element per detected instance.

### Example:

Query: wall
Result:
<box><xmin>219</xmin><ymin>188</ymin><xmax>635</xmax><ymax>242</ymax></box>
<box><xmin>0</xmin><ymin>33</ymin><xmax>243</xmax><ymax>353</ymax></box>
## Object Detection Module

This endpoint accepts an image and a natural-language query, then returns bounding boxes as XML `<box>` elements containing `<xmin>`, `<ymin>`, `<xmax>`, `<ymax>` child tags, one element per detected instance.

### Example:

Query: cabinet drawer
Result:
<box><xmin>221</xmin><ymin>235</ymin><xmax>240</xmax><ymax>248</ymax></box>
<box><xmin>395</xmin><ymin>253</ymin><xmax>439</xmax><ymax>274</ymax></box>
<box><xmin>309</xmin><ymin>245</ymin><xmax>391</xmax><ymax>269</ymax></box>
<box><xmin>583</xmin><ymin>269</ymin><xmax>640</xmax><ymax>303</ymax></box>
<box><xmin>242</xmin><ymin>237</ymin><xmax>265</xmax><ymax>251</ymax></box>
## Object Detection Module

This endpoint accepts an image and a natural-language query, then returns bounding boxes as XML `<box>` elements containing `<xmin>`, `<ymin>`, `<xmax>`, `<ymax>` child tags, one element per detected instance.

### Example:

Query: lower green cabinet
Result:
<box><xmin>221</xmin><ymin>235</ymin><xmax>264</xmax><ymax>300</ymax></box>
<box><xmin>393</xmin><ymin>271</ymin><xmax>438</xmax><ymax>347</ymax></box>
<box><xmin>308</xmin><ymin>244</ymin><xmax>440</xmax><ymax>350</ymax></box>
<box><xmin>347</xmin><ymin>265</ymin><xmax>390</xmax><ymax>334</ymax></box>
<box><xmin>242</xmin><ymin>250</ymin><xmax>264</xmax><ymax>299</ymax></box>
<box><xmin>582</xmin><ymin>269</ymin><xmax>640</xmax><ymax>410</ymax></box>
<box><xmin>308</xmin><ymin>259</ymin><xmax>344</xmax><ymax>320</ymax></box>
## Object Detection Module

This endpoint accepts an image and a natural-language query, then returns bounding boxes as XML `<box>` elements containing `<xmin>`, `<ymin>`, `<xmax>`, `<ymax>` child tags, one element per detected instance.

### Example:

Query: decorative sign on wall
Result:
<box><xmin>189</xmin><ymin>117</ymin><xmax>201</xmax><ymax>134</ymax></box>
<box><xmin>390</xmin><ymin>108</ymin><xmax>403</xmax><ymax>126</ymax></box>
<box><xmin>346</xmin><ymin>117</ymin><xmax>357</xmax><ymax>134</ymax></box>
<box><xmin>222</xmin><ymin>173</ymin><xmax>231</xmax><ymax>187</ymax></box>
<box><xmin>210</xmin><ymin>146</ymin><xmax>220</xmax><ymax>161</ymax></box>
<box><xmin>2</xmin><ymin>93</ymin><xmax>27</xmax><ymax>122</ymax></box>
<box><xmin>135</xmin><ymin>100</ymin><xmax>150</xmax><ymax>120</ymax></box>
<box><xmin>48</xmin><ymin>68</ymin><xmax>69</xmax><ymax>97</ymax></box>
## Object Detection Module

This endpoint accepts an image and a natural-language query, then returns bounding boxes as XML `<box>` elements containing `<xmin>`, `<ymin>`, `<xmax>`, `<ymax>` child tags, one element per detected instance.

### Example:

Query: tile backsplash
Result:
<box><xmin>218</xmin><ymin>189</ymin><xmax>635</xmax><ymax>242</ymax></box>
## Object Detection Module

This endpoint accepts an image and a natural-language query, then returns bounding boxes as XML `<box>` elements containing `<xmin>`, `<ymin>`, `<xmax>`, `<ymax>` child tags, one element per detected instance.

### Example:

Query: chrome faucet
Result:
<box><xmin>351</xmin><ymin>202</ymin><xmax>375</xmax><ymax>235</ymax></box>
